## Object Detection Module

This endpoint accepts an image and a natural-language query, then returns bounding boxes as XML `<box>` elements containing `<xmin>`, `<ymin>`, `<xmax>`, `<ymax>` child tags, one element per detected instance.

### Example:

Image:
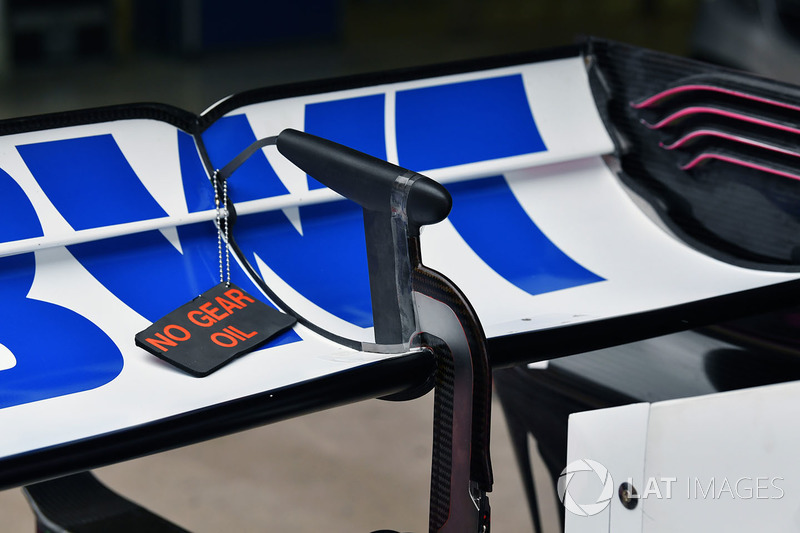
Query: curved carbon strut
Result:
<box><xmin>410</xmin><ymin>239</ymin><xmax>493</xmax><ymax>533</ymax></box>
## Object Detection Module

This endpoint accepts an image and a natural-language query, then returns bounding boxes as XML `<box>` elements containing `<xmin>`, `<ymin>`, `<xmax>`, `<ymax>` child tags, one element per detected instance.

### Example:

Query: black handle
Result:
<box><xmin>276</xmin><ymin>129</ymin><xmax>452</xmax><ymax>229</ymax></box>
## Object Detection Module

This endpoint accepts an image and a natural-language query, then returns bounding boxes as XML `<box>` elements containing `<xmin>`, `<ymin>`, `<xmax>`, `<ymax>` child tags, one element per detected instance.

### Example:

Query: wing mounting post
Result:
<box><xmin>274</xmin><ymin>130</ymin><xmax>493</xmax><ymax>532</ymax></box>
<box><xmin>275</xmin><ymin>128</ymin><xmax>452</xmax><ymax>347</ymax></box>
<box><xmin>220</xmin><ymin>128</ymin><xmax>492</xmax><ymax>532</ymax></box>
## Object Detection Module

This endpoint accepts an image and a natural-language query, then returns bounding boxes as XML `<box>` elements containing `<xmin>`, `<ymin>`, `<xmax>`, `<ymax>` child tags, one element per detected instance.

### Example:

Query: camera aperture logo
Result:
<box><xmin>558</xmin><ymin>458</ymin><xmax>786</xmax><ymax>517</ymax></box>
<box><xmin>558</xmin><ymin>459</ymin><xmax>614</xmax><ymax>516</ymax></box>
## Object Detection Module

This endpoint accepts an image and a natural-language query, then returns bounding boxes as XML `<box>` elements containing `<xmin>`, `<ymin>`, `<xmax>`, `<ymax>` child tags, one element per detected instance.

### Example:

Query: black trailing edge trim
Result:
<box><xmin>0</xmin><ymin>350</ymin><xmax>435</xmax><ymax>491</ymax></box>
<box><xmin>489</xmin><ymin>277</ymin><xmax>800</xmax><ymax>368</ymax></box>
<box><xmin>0</xmin><ymin>103</ymin><xmax>198</xmax><ymax>136</ymax></box>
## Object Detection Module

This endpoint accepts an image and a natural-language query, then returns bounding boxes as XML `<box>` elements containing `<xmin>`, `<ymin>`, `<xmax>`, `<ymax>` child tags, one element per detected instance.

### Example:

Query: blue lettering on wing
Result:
<box><xmin>0</xmin><ymin>253</ymin><xmax>124</xmax><ymax>409</ymax></box>
<box><xmin>233</xmin><ymin>202</ymin><xmax>374</xmax><ymax>328</ymax></box>
<box><xmin>446</xmin><ymin>175</ymin><xmax>603</xmax><ymax>295</ymax></box>
<box><xmin>304</xmin><ymin>94</ymin><xmax>387</xmax><ymax>190</ymax></box>
<box><xmin>0</xmin><ymin>167</ymin><xmax>122</xmax><ymax>409</ymax></box>
<box><xmin>0</xmin><ymin>167</ymin><xmax>43</xmax><ymax>243</ymax></box>
<box><xmin>17</xmin><ymin>134</ymin><xmax>168</xmax><ymax>230</ymax></box>
<box><xmin>395</xmin><ymin>74</ymin><xmax>547</xmax><ymax>171</ymax></box>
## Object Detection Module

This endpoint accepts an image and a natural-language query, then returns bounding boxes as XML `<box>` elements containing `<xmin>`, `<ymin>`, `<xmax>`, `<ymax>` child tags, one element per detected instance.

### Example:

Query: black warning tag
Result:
<box><xmin>135</xmin><ymin>283</ymin><xmax>296</xmax><ymax>377</ymax></box>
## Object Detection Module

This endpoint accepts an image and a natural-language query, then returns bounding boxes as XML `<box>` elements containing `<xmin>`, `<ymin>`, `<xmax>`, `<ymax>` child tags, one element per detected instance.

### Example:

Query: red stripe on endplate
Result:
<box><xmin>641</xmin><ymin>107</ymin><xmax>800</xmax><ymax>136</ymax></box>
<box><xmin>660</xmin><ymin>129</ymin><xmax>800</xmax><ymax>159</ymax></box>
<box><xmin>681</xmin><ymin>152</ymin><xmax>800</xmax><ymax>182</ymax></box>
<box><xmin>631</xmin><ymin>84</ymin><xmax>800</xmax><ymax>113</ymax></box>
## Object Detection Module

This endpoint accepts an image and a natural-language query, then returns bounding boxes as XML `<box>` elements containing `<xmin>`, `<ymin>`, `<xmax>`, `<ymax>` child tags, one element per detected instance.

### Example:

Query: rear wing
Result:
<box><xmin>1</xmin><ymin>39</ymin><xmax>800</xmax><ymax>496</ymax></box>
